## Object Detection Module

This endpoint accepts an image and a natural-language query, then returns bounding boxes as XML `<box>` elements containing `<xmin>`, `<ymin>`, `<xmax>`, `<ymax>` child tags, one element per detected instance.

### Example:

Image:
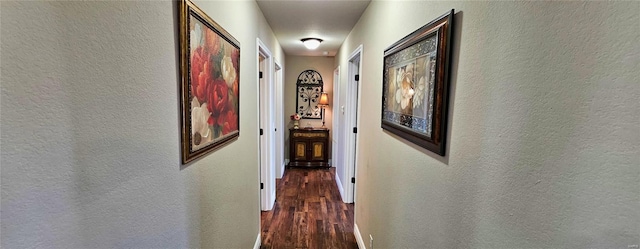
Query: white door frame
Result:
<box><xmin>343</xmin><ymin>45</ymin><xmax>363</xmax><ymax>203</ymax></box>
<box><xmin>258</xmin><ymin>38</ymin><xmax>275</xmax><ymax>211</ymax></box>
<box><xmin>274</xmin><ymin>61</ymin><xmax>285</xmax><ymax>179</ymax></box>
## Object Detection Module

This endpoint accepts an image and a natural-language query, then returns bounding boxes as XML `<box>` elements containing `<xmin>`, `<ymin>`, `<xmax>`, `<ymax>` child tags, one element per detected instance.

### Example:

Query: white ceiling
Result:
<box><xmin>256</xmin><ymin>0</ymin><xmax>371</xmax><ymax>57</ymax></box>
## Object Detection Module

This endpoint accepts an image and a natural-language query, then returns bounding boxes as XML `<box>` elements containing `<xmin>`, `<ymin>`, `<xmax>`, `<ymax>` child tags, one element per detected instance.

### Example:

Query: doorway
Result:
<box><xmin>258</xmin><ymin>39</ymin><xmax>275</xmax><ymax>211</ymax></box>
<box><xmin>343</xmin><ymin>45</ymin><xmax>362</xmax><ymax>203</ymax></box>
<box><xmin>332</xmin><ymin>66</ymin><xmax>347</xmax><ymax>199</ymax></box>
<box><xmin>274</xmin><ymin>62</ymin><xmax>285</xmax><ymax>179</ymax></box>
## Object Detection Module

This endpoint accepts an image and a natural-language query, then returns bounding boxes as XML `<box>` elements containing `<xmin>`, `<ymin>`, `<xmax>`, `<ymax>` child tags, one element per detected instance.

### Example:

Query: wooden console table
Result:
<box><xmin>288</xmin><ymin>128</ymin><xmax>330</xmax><ymax>167</ymax></box>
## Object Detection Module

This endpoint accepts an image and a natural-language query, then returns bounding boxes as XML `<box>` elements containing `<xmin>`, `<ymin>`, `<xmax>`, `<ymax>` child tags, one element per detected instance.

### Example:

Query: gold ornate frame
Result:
<box><xmin>179</xmin><ymin>0</ymin><xmax>241</xmax><ymax>164</ymax></box>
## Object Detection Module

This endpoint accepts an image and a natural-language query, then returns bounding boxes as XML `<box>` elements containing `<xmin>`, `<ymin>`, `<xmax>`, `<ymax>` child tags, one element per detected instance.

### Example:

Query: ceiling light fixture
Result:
<box><xmin>301</xmin><ymin>38</ymin><xmax>323</xmax><ymax>50</ymax></box>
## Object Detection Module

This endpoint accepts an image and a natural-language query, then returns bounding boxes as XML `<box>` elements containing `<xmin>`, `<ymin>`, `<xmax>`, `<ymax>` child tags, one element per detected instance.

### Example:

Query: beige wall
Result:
<box><xmin>336</xmin><ymin>1</ymin><xmax>639</xmax><ymax>248</ymax></box>
<box><xmin>284</xmin><ymin>55</ymin><xmax>335</xmax><ymax>161</ymax></box>
<box><xmin>1</xmin><ymin>1</ymin><xmax>283</xmax><ymax>248</ymax></box>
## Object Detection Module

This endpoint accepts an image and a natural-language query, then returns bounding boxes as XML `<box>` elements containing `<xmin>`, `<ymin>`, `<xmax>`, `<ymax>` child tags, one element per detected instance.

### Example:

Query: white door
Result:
<box><xmin>343</xmin><ymin>45</ymin><xmax>362</xmax><ymax>203</ymax></box>
<box><xmin>332</xmin><ymin>67</ymin><xmax>347</xmax><ymax>199</ymax></box>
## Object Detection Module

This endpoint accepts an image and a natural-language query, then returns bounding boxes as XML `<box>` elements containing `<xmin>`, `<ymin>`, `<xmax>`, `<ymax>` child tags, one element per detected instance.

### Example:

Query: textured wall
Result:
<box><xmin>335</xmin><ymin>1</ymin><xmax>639</xmax><ymax>248</ymax></box>
<box><xmin>1</xmin><ymin>1</ymin><xmax>283</xmax><ymax>248</ymax></box>
<box><xmin>284</xmin><ymin>55</ymin><xmax>335</xmax><ymax>160</ymax></box>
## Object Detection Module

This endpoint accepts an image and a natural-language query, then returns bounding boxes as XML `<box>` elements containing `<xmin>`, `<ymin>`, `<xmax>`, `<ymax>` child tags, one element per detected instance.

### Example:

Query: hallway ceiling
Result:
<box><xmin>256</xmin><ymin>0</ymin><xmax>371</xmax><ymax>57</ymax></box>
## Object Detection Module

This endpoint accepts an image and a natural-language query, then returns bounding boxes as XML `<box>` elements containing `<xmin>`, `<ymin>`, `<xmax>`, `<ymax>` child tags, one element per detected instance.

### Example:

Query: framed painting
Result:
<box><xmin>296</xmin><ymin>69</ymin><xmax>324</xmax><ymax>119</ymax></box>
<box><xmin>179</xmin><ymin>0</ymin><xmax>240</xmax><ymax>164</ymax></box>
<box><xmin>381</xmin><ymin>10</ymin><xmax>453</xmax><ymax>156</ymax></box>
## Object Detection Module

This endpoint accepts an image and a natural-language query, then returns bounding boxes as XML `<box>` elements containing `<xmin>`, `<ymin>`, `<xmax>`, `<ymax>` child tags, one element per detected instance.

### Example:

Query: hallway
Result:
<box><xmin>2</xmin><ymin>1</ymin><xmax>637</xmax><ymax>248</ymax></box>
<box><xmin>260</xmin><ymin>168</ymin><xmax>357</xmax><ymax>249</ymax></box>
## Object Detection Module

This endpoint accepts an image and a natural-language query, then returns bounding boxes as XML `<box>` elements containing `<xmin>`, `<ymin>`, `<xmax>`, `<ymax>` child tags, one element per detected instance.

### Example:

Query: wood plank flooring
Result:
<box><xmin>260</xmin><ymin>167</ymin><xmax>357</xmax><ymax>249</ymax></box>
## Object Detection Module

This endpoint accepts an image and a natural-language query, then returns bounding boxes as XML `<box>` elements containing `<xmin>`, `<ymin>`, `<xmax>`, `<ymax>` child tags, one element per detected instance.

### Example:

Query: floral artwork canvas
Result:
<box><xmin>180</xmin><ymin>0</ymin><xmax>240</xmax><ymax>164</ymax></box>
<box><xmin>381</xmin><ymin>10</ymin><xmax>454</xmax><ymax>156</ymax></box>
<box><xmin>384</xmin><ymin>42</ymin><xmax>437</xmax><ymax>137</ymax></box>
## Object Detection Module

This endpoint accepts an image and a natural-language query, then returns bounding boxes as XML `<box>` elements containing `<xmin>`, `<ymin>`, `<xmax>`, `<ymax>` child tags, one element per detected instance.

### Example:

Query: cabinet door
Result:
<box><xmin>293</xmin><ymin>141</ymin><xmax>307</xmax><ymax>161</ymax></box>
<box><xmin>309</xmin><ymin>141</ymin><xmax>325</xmax><ymax>161</ymax></box>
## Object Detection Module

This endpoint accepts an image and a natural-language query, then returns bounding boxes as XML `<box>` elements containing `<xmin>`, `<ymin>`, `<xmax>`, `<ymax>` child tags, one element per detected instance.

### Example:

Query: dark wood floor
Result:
<box><xmin>260</xmin><ymin>167</ymin><xmax>357</xmax><ymax>249</ymax></box>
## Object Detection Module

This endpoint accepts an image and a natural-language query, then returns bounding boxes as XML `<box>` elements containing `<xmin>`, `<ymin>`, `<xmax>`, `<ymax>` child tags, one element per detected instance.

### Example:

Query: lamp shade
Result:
<box><xmin>318</xmin><ymin>92</ymin><xmax>329</xmax><ymax>107</ymax></box>
<box><xmin>301</xmin><ymin>38</ymin><xmax>322</xmax><ymax>50</ymax></box>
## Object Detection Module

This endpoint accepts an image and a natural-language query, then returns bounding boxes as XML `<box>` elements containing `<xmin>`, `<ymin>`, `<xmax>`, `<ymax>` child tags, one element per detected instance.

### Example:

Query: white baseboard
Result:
<box><xmin>335</xmin><ymin>174</ymin><xmax>346</xmax><ymax>203</ymax></box>
<box><xmin>253</xmin><ymin>233</ymin><xmax>261</xmax><ymax>249</ymax></box>
<box><xmin>278</xmin><ymin>161</ymin><xmax>287</xmax><ymax>179</ymax></box>
<box><xmin>270</xmin><ymin>190</ymin><xmax>276</xmax><ymax>209</ymax></box>
<box><xmin>354</xmin><ymin>223</ymin><xmax>366</xmax><ymax>249</ymax></box>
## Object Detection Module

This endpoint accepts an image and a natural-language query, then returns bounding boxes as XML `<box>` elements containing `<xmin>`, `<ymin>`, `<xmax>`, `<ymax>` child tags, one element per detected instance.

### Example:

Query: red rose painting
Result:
<box><xmin>180</xmin><ymin>0</ymin><xmax>240</xmax><ymax>164</ymax></box>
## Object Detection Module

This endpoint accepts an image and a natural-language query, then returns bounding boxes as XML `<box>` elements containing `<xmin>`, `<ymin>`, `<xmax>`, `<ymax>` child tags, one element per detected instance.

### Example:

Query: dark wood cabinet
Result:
<box><xmin>288</xmin><ymin>128</ymin><xmax>329</xmax><ymax>167</ymax></box>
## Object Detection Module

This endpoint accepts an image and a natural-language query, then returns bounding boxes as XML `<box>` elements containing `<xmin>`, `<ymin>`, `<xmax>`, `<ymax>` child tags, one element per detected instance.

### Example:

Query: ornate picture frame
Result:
<box><xmin>179</xmin><ymin>0</ymin><xmax>240</xmax><ymax>164</ymax></box>
<box><xmin>381</xmin><ymin>10</ymin><xmax>453</xmax><ymax>156</ymax></box>
<box><xmin>296</xmin><ymin>70</ymin><xmax>324</xmax><ymax>119</ymax></box>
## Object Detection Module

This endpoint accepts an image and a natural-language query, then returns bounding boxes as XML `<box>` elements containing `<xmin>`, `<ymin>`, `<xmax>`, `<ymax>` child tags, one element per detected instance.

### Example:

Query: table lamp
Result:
<box><xmin>318</xmin><ymin>92</ymin><xmax>329</xmax><ymax>128</ymax></box>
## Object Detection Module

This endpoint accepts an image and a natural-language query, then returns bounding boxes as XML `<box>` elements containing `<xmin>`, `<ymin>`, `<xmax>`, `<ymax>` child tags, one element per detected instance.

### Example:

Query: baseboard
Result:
<box><xmin>253</xmin><ymin>233</ymin><xmax>261</xmax><ymax>249</ymax></box>
<box><xmin>335</xmin><ymin>174</ymin><xmax>346</xmax><ymax>203</ymax></box>
<box><xmin>278</xmin><ymin>161</ymin><xmax>287</xmax><ymax>179</ymax></box>
<box><xmin>354</xmin><ymin>223</ymin><xmax>366</xmax><ymax>249</ymax></box>
<box><xmin>270</xmin><ymin>190</ymin><xmax>276</xmax><ymax>209</ymax></box>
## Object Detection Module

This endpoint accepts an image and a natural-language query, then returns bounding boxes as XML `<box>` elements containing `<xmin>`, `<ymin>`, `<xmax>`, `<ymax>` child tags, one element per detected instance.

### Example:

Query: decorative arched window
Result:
<box><xmin>295</xmin><ymin>69</ymin><xmax>323</xmax><ymax>119</ymax></box>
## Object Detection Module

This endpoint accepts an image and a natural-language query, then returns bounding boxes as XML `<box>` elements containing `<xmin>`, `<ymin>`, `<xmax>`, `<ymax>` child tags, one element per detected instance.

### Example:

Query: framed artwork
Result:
<box><xmin>381</xmin><ymin>9</ymin><xmax>453</xmax><ymax>156</ymax></box>
<box><xmin>179</xmin><ymin>0</ymin><xmax>240</xmax><ymax>164</ymax></box>
<box><xmin>296</xmin><ymin>69</ymin><xmax>324</xmax><ymax>119</ymax></box>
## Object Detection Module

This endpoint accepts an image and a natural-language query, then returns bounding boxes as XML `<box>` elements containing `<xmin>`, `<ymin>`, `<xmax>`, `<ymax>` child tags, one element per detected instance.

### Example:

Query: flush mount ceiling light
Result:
<box><xmin>301</xmin><ymin>38</ymin><xmax>323</xmax><ymax>50</ymax></box>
